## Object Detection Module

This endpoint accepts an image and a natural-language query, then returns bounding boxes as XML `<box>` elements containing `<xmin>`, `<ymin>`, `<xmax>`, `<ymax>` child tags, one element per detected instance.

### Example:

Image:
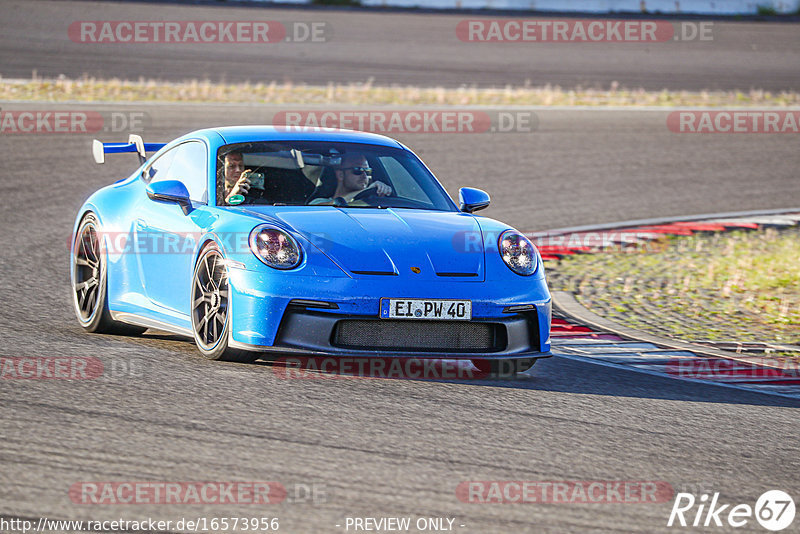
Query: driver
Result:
<box><xmin>309</xmin><ymin>154</ymin><xmax>391</xmax><ymax>205</ymax></box>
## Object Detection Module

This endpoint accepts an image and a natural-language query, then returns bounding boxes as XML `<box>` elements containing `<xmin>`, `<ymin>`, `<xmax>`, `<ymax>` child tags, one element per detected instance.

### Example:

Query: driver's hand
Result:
<box><xmin>227</xmin><ymin>170</ymin><xmax>253</xmax><ymax>201</ymax></box>
<box><xmin>374</xmin><ymin>181</ymin><xmax>392</xmax><ymax>197</ymax></box>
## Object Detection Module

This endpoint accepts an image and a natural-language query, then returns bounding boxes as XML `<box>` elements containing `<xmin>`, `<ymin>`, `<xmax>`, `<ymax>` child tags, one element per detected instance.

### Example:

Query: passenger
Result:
<box><xmin>222</xmin><ymin>151</ymin><xmax>258</xmax><ymax>204</ymax></box>
<box><xmin>309</xmin><ymin>153</ymin><xmax>391</xmax><ymax>205</ymax></box>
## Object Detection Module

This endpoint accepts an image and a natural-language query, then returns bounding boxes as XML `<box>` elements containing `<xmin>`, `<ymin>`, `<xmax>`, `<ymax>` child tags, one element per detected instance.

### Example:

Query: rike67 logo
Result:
<box><xmin>668</xmin><ymin>490</ymin><xmax>795</xmax><ymax>531</ymax></box>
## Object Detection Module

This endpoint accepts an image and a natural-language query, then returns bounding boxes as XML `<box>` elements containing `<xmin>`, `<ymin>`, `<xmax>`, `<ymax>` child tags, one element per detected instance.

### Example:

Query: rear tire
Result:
<box><xmin>71</xmin><ymin>213</ymin><xmax>146</xmax><ymax>336</ymax></box>
<box><xmin>190</xmin><ymin>243</ymin><xmax>257</xmax><ymax>363</ymax></box>
<box><xmin>471</xmin><ymin>358</ymin><xmax>537</xmax><ymax>377</ymax></box>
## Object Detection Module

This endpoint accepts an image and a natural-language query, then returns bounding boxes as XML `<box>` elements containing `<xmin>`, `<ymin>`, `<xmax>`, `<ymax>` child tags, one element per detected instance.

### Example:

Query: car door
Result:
<box><xmin>136</xmin><ymin>140</ymin><xmax>210</xmax><ymax>316</ymax></box>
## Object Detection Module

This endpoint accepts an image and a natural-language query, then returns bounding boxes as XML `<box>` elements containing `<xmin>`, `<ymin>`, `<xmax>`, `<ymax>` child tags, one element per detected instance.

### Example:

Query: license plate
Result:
<box><xmin>380</xmin><ymin>299</ymin><xmax>472</xmax><ymax>321</ymax></box>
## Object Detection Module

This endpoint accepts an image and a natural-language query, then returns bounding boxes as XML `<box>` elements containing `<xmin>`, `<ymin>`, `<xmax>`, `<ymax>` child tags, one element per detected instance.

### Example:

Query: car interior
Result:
<box><xmin>220</xmin><ymin>148</ymin><xmax>394</xmax><ymax>206</ymax></box>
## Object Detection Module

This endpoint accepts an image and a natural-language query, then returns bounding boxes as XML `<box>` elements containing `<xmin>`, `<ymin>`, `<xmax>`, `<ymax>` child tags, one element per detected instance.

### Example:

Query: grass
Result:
<box><xmin>2</xmin><ymin>75</ymin><xmax>800</xmax><ymax>107</ymax></box>
<box><xmin>549</xmin><ymin>227</ymin><xmax>800</xmax><ymax>351</ymax></box>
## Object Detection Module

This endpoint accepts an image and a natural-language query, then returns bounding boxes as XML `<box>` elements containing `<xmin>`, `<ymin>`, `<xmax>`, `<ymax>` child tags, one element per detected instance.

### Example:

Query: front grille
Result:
<box><xmin>332</xmin><ymin>320</ymin><xmax>504</xmax><ymax>352</ymax></box>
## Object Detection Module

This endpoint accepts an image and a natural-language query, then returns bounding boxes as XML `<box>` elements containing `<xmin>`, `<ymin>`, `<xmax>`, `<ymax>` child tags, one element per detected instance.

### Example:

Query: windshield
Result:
<box><xmin>216</xmin><ymin>141</ymin><xmax>456</xmax><ymax>211</ymax></box>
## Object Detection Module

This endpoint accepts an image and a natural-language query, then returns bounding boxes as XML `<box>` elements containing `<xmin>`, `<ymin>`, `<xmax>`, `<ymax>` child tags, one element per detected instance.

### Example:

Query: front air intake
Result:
<box><xmin>332</xmin><ymin>320</ymin><xmax>504</xmax><ymax>352</ymax></box>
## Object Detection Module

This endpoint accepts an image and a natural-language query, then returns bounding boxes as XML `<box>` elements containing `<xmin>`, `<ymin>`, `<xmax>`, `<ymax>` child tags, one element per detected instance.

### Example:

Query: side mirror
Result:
<box><xmin>146</xmin><ymin>180</ymin><xmax>192</xmax><ymax>215</ymax></box>
<box><xmin>459</xmin><ymin>187</ymin><xmax>490</xmax><ymax>213</ymax></box>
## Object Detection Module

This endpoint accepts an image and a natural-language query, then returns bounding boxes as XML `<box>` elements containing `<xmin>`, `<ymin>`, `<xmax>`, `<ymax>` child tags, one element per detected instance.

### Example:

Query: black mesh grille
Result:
<box><xmin>333</xmin><ymin>320</ymin><xmax>503</xmax><ymax>352</ymax></box>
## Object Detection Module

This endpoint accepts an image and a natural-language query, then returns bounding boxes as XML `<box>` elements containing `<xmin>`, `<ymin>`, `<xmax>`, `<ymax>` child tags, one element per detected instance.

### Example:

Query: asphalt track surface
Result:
<box><xmin>1</xmin><ymin>102</ymin><xmax>799</xmax><ymax>533</ymax></box>
<box><xmin>1</xmin><ymin>0</ymin><xmax>800</xmax><ymax>91</ymax></box>
<box><xmin>2</xmin><ymin>1</ymin><xmax>800</xmax><ymax>532</ymax></box>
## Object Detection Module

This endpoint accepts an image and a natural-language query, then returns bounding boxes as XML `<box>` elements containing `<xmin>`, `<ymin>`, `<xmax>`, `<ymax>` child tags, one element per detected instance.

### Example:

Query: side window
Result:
<box><xmin>164</xmin><ymin>141</ymin><xmax>209</xmax><ymax>203</ymax></box>
<box><xmin>145</xmin><ymin>149</ymin><xmax>176</xmax><ymax>184</ymax></box>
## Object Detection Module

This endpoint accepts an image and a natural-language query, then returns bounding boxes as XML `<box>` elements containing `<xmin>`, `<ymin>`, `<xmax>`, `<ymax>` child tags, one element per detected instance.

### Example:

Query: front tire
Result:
<box><xmin>71</xmin><ymin>213</ymin><xmax>146</xmax><ymax>336</ymax></box>
<box><xmin>191</xmin><ymin>243</ymin><xmax>257</xmax><ymax>363</ymax></box>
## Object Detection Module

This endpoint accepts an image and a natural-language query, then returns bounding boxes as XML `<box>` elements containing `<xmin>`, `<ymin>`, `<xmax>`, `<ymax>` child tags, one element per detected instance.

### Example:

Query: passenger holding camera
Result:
<box><xmin>223</xmin><ymin>151</ymin><xmax>265</xmax><ymax>204</ymax></box>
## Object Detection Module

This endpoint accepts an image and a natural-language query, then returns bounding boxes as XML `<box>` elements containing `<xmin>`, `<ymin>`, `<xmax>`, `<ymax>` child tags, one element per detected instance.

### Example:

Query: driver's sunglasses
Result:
<box><xmin>344</xmin><ymin>166</ymin><xmax>372</xmax><ymax>176</ymax></box>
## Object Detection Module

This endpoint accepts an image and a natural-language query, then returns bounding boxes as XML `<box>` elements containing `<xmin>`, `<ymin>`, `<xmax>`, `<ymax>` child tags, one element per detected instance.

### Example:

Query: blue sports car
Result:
<box><xmin>71</xmin><ymin>127</ymin><xmax>551</xmax><ymax>374</ymax></box>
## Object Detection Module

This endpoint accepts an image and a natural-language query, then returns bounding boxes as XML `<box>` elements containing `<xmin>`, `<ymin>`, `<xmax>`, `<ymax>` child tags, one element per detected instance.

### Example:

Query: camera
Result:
<box><xmin>247</xmin><ymin>172</ymin><xmax>265</xmax><ymax>191</ymax></box>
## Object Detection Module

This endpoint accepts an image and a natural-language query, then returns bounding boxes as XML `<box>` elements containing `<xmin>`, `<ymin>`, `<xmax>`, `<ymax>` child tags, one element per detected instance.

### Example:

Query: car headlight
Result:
<box><xmin>249</xmin><ymin>225</ymin><xmax>303</xmax><ymax>270</ymax></box>
<box><xmin>499</xmin><ymin>230</ymin><xmax>537</xmax><ymax>276</ymax></box>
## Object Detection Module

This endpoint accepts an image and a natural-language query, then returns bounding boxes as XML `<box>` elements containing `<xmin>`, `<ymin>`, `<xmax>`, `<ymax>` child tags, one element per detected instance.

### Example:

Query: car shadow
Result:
<box><xmin>131</xmin><ymin>329</ymin><xmax>799</xmax><ymax>408</ymax></box>
<box><xmin>461</xmin><ymin>355</ymin><xmax>800</xmax><ymax>408</ymax></box>
<box><xmin>256</xmin><ymin>353</ymin><xmax>800</xmax><ymax>408</ymax></box>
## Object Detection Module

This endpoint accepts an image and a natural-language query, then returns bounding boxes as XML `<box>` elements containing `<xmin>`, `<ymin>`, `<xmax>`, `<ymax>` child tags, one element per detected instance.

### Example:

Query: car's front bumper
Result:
<box><xmin>227</xmin><ymin>268</ymin><xmax>552</xmax><ymax>359</ymax></box>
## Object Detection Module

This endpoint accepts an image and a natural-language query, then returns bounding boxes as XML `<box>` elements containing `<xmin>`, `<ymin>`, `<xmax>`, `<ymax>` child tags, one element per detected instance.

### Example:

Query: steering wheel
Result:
<box><xmin>352</xmin><ymin>185</ymin><xmax>381</xmax><ymax>202</ymax></box>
